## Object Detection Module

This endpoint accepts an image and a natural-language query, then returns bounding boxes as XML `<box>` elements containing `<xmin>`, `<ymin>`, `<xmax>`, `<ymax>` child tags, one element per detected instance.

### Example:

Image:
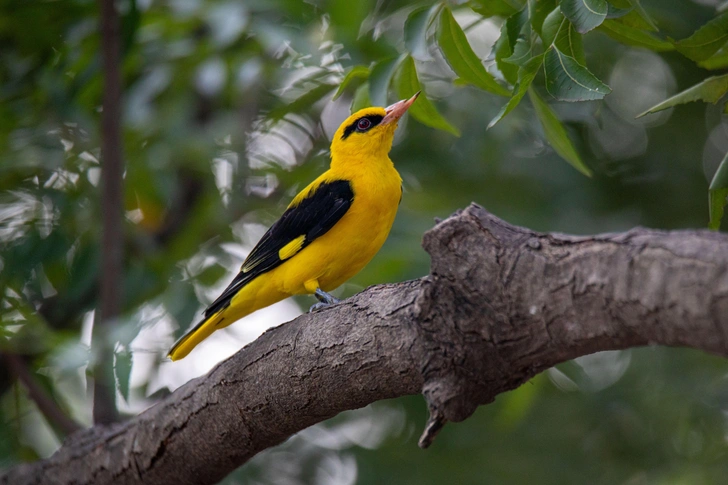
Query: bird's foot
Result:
<box><xmin>309</xmin><ymin>288</ymin><xmax>341</xmax><ymax>312</ymax></box>
<box><xmin>309</xmin><ymin>301</ymin><xmax>329</xmax><ymax>312</ymax></box>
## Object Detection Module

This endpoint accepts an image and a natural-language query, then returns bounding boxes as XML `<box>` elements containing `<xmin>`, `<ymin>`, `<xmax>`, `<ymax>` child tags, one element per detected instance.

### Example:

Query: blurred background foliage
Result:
<box><xmin>2</xmin><ymin>0</ymin><xmax>728</xmax><ymax>483</ymax></box>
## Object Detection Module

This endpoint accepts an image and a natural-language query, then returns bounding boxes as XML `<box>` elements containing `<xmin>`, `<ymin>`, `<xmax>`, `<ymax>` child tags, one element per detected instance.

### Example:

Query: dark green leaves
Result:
<box><xmin>638</xmin><ymin>74</ymin><xmax>728</xmax><ymax>117</ymax></box>
<box><xmin>495</xmin><ymin>8</ymin><xmax>530</xmax><ymax>84</ymax></box>
<box><xmin>674</xmin><ymin>11</ymin><xmax>728</xmax><ymax>62</ymax></box>
<box><xmin>598</xmin><ymin>19</ymin><xmax>673</xmax><ymax>51</ymax></box>
<box><xmin>528</xmin><ymin>87</ymin><xmax>592</xmax><ymax>176</ymax></box>
<box><xmin>396</xmin><ymin>56</ymin><xmax>460</xmax><ymax>136</ymax></box>
<box><xmin>438</xmin><ymin>7</ymin><xmax>510</xmax><ymax>96</ymax></box>
<box><xmin>488</xmin><ymin>1</ymin><xmax>608</xmax><ymax>174</ymax></box>
<box><xmin>542</xmin><ymin>7</ymin><xmax>585</xmax><ymax>64</ymax></box>
<box><xmin>489</xmin><ymin>55</ymin><xmax>544</xmax><ymax>128</ymax></box>
<box><xmin>561</xmin><ymin>0</ymin><xmax>608</xmax><ymax>34</ymax></box>
<box><xmin>544</xmin><ymin>46</ymin><xmax>611</xmax><ymax>101</ymax></box>
<box><xmin>673</xmin><ymin>11</ymin><xmax>728</xmax><ymax>71</ymax></box>
<box><xmin>530</xmin><ymin>0</ymin><xmax>559</xmax><ymax>35</ymax></box>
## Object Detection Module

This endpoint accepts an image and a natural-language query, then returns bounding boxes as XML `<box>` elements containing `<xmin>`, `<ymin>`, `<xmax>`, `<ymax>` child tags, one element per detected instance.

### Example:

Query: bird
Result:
<box><xmin>168</xmin><ymin>93</ymin><xmax>419</xmax><ymax>360</ymax></box>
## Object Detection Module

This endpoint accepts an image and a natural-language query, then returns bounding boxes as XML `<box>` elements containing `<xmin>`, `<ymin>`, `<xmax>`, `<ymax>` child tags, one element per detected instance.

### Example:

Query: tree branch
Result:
<box><xmin>4</xmin><ymin>204</ymin><xmax>728</xmax><ymax>485</ymax></box>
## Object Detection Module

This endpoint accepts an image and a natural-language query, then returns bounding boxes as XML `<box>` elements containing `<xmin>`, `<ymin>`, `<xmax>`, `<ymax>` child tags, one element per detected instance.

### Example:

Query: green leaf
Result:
<box><xmin>495</xmin><ymin>8</ymin><xmax>530</xmax><ymax>84</ymax></box>
<box><xmin>606</xmin><ymin>3</ymin><xmax>631</xmax><ymax>19</ymax></box>
<box><xmin>529</xmin><ymin>0</ymin><xmax>559</xmax><ymax>35</ymax></box>
<box><xmin>710</xmin><ymin>151</ymin><xmax>728</xmax><ymax>191</ymax></box>
<box><xmin>115</xmin><ymin>349</ymin><xmax>133</xmax><ymax>403</ymax></box>
<box><xmin>699</xmin><ymin>44</ymin><xmax>728</xmax><ymax>70</ymax></box>
<box><xmin>405</xmin><ymin>5</ymin><xmax>442</xmax><ymax>61</ymax></box>
<box><xmin>494</xmin><ymin>22</ymin><xmax>520</xmax><ymax>84</ymax></box>
<box><xmin>544</xmin><ymin>46</ymin><xmax>611</xmax><ymax>101</ymax></box>
<box><xmin>709</xmin><ymin>188</ymin><xmax>728</xmax><ymax>230</ymax></box>
<box><xmin>470</xmin><ymin>0</ymin><xmax>525</xmax><ymax>17</ymax></box>
<box><xmin>489</xmin><ymin>55</ymin><xmax>544</xmax><ymax>128</ymax></box>
<box><xmin>625</xmin><ymin>0</ymin><xmax>658</xmax><ymax>31</ymax></box>
<box><xmin>437</xmin><ymin>6</ymin><xmax>511</xmax><ymax>96</ymax></box>
<box><xmin>333</xmin><ymin>66</ymin><xmax>369</xmax><ymax>100</ymax></box>
<box><xmin>604</xmin><ymin>0</ymin><xmax>657</xmax><ymax>31</ymax></box>
<box><xmin>504</xmin><ymin>22</ymin><xmax>537</xmax><ymax>67</ymax></box>
<box><xmin>637</xmin><ymin>74</ymin><xmax>728</xmax><ymax>118</ymax></box>
<box><xmin>351</xmin><ymin>82</ymin><xmax>371</xmax><ymax>113</ymax></box>
<box><xmin>505</xmin><ymin>8</ymin><xmax>530</xmax><ymax>48</ymax></box>
<box><xmin>369</xmin><ymin>56</ymin><xmax>402</xmax><ymax>107</ymax></box>
<box><xmin>396</xmin><ymin>56</ymin><xmax>461</xmax><ymax>136</ymax></box>
<box><xmin>561</xmin><ymin>0</ymin><xmax>608</xmax><ymax>34</ymax></box>
<box><xmin>542</xmin><ymin>7</ymin><xmax>585</xmax><ymax>64</ymax></box>
<box><xmin>528</xmin><ymin>87</ymin><xmax>592</xmax><ymax>176</ymax></box>
<box><xmin>598</xmin><ymin>19</ymin><xmax>674</xmax><ymax>51</ymax></box>
<box><xmin>674</xmin><ymin>11</ymin><xmax>728</xmax><ymax>62</ymax></box>
<box><xmin>709</xmin><ymin>149</ymin><xmax>728</xmax><ymax>229</ymax></box>
<box><xmin>504</xmin><ymin>33</ymin><xmax>536</xmax><ymax>67</ymax></box>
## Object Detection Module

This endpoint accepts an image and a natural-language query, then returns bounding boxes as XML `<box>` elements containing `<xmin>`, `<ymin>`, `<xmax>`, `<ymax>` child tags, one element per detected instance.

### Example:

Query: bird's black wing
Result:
<box><xmin>203</xmin><ymin>179</ymin><xmax>354</xmax><ymax>317</ymax></box>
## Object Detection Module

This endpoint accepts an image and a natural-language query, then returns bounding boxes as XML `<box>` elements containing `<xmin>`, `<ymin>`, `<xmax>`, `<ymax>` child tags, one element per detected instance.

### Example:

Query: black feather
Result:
<box><xmin>203</xmin><ymin>179</ymin><xmax>354</xmax><ymax>317</ymax></box>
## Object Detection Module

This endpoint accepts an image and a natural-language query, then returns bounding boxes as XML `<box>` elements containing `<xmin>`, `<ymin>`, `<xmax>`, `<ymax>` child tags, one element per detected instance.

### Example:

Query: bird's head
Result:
<box><xmin>330</xmin><ymin>93</ymin><xmax>419</xmax><ymax>162</ymax></box>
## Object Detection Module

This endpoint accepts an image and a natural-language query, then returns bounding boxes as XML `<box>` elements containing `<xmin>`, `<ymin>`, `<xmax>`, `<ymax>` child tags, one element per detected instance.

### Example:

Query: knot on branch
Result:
<box><xmin>413</xmin><ymin>204</ymin><xmax>548</xmax><ymax>446</ymax></box>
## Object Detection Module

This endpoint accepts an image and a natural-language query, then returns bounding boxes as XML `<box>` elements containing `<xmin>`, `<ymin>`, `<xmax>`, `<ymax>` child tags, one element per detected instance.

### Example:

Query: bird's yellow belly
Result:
<box><xmin>271</xmin><ymin>176</ymin><xmax>400</xmax><ymax>295</ymax></box>
<box><xmin>278</xmin><ymin>190</ymin><xmax>399</xmax><ymax>293</ymax></box>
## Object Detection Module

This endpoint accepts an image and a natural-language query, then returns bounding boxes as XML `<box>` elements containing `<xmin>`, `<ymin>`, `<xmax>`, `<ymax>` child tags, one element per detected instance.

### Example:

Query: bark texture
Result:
<box><xmin>4</xmin><ymin>204</ymin><xmax>728</xmax><ymax>485</ymax></box>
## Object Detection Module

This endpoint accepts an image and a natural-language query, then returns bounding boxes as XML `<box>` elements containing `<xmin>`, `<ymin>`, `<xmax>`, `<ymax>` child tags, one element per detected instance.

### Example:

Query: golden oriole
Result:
<box><xmin>168</xmin><ymin>93</ymin><xmax>419</xmax><ymax>360</ymax></box>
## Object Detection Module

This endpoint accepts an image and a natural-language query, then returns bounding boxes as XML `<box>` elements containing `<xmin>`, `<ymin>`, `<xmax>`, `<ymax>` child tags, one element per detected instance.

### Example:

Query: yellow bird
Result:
<box><xmin>168</xmin><ymin>93</ymin><xmax>419</xmax><ymax>360</ymax></box>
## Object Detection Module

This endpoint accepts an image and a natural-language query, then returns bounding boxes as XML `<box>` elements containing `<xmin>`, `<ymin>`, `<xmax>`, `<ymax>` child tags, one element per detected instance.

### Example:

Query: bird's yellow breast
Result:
<box><xmin>272</xmin><ymin>158</ymin><xmax>402</xmax><ymax>295</ymax></box>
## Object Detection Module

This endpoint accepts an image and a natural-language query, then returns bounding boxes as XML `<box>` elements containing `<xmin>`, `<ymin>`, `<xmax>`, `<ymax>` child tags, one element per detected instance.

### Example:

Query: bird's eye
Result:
<box><xmin>356</xmin><ymin>118</ymin><xmax>372</xmax><ymax>131</ymax></box>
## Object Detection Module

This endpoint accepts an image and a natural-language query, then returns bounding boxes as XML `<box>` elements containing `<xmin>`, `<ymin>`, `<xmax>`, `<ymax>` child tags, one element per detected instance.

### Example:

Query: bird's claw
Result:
<box><xmin>309</xmin><ymin>301</ymin><xmax>329</xmax><ymax>312</ymax></box>
<box><xmin>310</xmin><ymin>288</ymin><xmax>341</xmax><ymax>312</ymax></box>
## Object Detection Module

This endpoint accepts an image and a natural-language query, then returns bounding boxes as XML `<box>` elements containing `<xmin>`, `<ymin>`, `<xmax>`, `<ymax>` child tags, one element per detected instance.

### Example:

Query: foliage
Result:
<box><xmin>2</xmin><ymin>0</ymin><xmax>728</xmax><ymax>483</ymax></box>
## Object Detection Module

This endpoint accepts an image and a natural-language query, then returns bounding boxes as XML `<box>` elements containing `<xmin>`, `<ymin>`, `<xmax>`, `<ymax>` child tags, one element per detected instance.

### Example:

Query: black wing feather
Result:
<box><xmin>203</xmin><ymin>179</ymin><xmax>354</xmax><ymax>318</ymax></box>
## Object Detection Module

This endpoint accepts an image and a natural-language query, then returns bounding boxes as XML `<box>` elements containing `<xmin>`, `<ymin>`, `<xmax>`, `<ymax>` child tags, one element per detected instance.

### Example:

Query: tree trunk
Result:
<box><xmin>4</xmin><ymin>204</ymin><xmax>727</xmax><ymax>485</ymax></box>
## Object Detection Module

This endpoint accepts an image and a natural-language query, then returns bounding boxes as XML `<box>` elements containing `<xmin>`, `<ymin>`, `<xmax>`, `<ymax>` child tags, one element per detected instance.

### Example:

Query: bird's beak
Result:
<box><xmin>381</xmin><ymin>92</ymin><xmax>420</xmax><ymax>125</ymax></box>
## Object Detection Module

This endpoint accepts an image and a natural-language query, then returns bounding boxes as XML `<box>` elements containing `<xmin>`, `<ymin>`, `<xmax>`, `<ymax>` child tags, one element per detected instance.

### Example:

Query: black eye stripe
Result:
<box><xmin>341</xmin><ymin>114</ymin><xmax>384</xmax><ymax>139</ymax></box>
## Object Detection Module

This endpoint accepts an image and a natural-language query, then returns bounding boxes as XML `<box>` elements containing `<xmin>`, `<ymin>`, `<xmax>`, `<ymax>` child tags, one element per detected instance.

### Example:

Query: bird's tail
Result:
<box><xmin>168</xmin><ymin>310</ymin><xmax>226</xmax><ymax>361</ymax></box>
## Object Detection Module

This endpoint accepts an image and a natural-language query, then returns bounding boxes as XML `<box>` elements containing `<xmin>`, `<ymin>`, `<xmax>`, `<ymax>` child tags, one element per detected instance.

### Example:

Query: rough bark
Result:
<box><xmin>4</xmin><ymin>204</ymin><xmax>728</xmax><ymax>485</ymax></box>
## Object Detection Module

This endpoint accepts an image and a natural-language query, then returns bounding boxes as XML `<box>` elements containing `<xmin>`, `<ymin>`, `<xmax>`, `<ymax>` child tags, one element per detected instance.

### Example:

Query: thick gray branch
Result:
<box><xmin>4</xmin><ymin>204</ymin><xmax>728</xmax><ymax>485</ymax></box>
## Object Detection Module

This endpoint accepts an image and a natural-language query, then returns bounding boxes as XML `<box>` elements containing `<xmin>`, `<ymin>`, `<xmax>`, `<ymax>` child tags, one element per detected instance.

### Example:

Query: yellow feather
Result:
<box><xmin>278</xmin><ymin>235</ymin><xmax>305</xmax><ymax>260</ymax></box>
<box><xmin>168</xmin><ymin>311</ymin><xmax>225</xmax><ymax>361</ymax></box>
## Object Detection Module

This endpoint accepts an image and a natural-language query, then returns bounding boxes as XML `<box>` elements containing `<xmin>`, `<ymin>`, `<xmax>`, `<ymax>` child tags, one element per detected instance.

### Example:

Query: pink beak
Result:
<box><xmin>382</xmin><ymin>92</ymin><xmax>420</xmax><ymax>125</ymax></box>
